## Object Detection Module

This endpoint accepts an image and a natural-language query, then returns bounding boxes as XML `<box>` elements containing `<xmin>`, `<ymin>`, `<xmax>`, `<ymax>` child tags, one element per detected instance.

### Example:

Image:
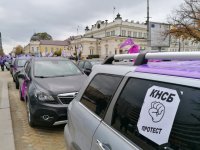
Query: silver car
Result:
<box><xmin>64</xmin><ymin>52</ymin><xmax>200</xmax><ymax>150</ymax></box>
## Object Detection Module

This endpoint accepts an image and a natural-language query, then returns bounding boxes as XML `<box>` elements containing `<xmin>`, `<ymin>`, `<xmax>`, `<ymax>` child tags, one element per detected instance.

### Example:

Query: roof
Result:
<box><xmin>136</xmin><ymin>61</ymin><xmax>200</xmax><ymax>79</ymax></box>
<box><xmin>40</xmin><ymin>40</ymin><xmax>69</xmax><ymax>46</ymax></box>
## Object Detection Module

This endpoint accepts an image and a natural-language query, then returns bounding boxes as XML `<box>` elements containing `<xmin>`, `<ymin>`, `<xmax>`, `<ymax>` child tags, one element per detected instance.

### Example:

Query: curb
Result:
<box><xmin>0</xmin><ymin>79</ymin><xmax>15</xmax><ymax>150</ymax></box>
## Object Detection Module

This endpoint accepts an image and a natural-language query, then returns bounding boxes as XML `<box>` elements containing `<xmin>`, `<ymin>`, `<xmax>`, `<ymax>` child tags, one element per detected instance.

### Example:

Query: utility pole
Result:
<box><xmin>0</xmin><ymin>32</ymin><xmax>4</xmax><ymax>55</ymax></box>
<box><xmin>146</xmin><ymin>0</ymin><xmax>151</xmax><ymax>50</ymax></box>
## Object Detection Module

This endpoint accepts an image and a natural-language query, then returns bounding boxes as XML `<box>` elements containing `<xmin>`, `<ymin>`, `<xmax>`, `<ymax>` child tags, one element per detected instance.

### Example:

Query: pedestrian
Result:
<box><xmin>0</xmin><ymin>56</ymin><xmax>5</xmax><ymax>71</ymax></box>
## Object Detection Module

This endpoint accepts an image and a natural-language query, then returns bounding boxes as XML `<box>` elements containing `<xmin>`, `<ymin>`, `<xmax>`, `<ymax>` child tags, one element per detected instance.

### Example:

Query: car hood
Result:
<box><xmin>34</xmin><ymin>74</ymin><xmax>87</xmax><ymax>95</ymax></box>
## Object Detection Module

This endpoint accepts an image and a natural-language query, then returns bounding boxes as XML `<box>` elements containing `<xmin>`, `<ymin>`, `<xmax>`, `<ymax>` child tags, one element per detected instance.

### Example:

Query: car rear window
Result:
<box><xmin>111</xmin><ymin>78</ymin><xmax>200</xmax><ymax>150</ymax></box>
<box><xmin>80</xmin><ymin>74</ymin><xmax>122</xmax><ymax>119</ymax></box>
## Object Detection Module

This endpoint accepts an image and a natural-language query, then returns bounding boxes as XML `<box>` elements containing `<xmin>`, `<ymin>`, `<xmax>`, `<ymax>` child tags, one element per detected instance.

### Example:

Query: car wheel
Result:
<box><xmin>26</xmin><ymin>100</ymin><xmax>35</xmax><ymax>127</ymax></box>
<box><xmin>19</xmin><ymin>87</ymin><xmax>24</xmax><ymax>101</ymax></box>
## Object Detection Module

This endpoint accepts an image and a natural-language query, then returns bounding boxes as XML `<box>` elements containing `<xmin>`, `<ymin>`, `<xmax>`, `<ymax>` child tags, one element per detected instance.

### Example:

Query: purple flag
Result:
<box><xmin>120</xmin><ymin>38</ymin><xmax>134</xmax><ymax>49</ymax></box>
<box><xmin>128</xmin><ymin>44</ymin><xmax>140</xmax><ymax>54</ymax></box>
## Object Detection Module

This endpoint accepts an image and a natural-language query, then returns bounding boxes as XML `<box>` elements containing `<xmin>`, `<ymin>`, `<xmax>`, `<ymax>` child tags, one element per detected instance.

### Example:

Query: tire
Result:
<box><xmin>26</xmin><ymin>100</ymin><xmax>35</xmax><ymax>127</ymax></box>
<box><xmin>19</xmin><ymin>87</ymin><xmax>24</xmax><ymax>101</ymax></box>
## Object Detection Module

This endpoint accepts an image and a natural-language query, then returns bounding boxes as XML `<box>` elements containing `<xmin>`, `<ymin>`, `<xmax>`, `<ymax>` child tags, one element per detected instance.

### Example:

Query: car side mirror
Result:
<box><xmin>84</xmin><ymin>68</ymin><xmax>92</xmax><ymax>76</ymax></box>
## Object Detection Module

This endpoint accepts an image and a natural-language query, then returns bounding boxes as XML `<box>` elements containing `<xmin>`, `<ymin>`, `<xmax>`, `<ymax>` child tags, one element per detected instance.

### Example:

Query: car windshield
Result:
<box><xmin>17</xmin><ymin>59</ymin><xmax>27</xmax><ymax>67</ymax></box>
<box><xmin>34</xmin><ymin>60</ymin><xmax>82</xmax><ymax>77</ymax></box>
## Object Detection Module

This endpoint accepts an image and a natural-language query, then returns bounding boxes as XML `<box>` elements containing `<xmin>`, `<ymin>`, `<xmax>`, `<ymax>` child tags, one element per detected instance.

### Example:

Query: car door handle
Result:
<box><xmin>96</xmin><ymin>139</ymin><xmax>110</xmax><ymax>150</ymax></box>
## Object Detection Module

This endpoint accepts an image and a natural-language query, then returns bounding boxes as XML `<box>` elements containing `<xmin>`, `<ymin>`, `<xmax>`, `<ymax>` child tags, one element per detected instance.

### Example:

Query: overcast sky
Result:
<box><xmin>0</xmin><ymin>0</ymin><xmax>184</xmax><ymax>54</ymax></box>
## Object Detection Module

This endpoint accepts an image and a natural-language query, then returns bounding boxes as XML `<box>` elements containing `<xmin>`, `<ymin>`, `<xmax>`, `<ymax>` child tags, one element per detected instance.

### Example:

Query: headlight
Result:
<box><xmin>34</xmin><ymin>90</ymin><xmax>54</xmax><ymax>101</ymax></box>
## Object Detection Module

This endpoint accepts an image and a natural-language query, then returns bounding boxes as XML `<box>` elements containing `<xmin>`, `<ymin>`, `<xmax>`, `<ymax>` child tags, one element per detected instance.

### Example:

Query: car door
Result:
<box><xmin>91</xmin><ymin>72</ymin><xmax>200</xmax><ymax>150</ymax></box>
<box><xmin>68</xmin><ymin>74</ymin><xmax>123</xmax><ymax>150</ymax></box>
<box><xmin>90</xmin><ymin>76</ymin><xmax>140</xmax><ymax>150</ymax></box>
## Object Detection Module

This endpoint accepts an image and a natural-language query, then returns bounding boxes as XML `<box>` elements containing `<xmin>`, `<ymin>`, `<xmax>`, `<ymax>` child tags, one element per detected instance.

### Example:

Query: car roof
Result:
<box><xmin>93</xmin><ymin>60</ymin><xmax>200</xmax><ymax>80</ymax></box>
<box><xmin>99</xmin><ymin>52</ymin><xmax>200</xmax><ymax>80</ymax></box>
<box><xmin>136</xmin><ymin>61</ymin><xmax>200</xmax><ymax>79</ymax></box>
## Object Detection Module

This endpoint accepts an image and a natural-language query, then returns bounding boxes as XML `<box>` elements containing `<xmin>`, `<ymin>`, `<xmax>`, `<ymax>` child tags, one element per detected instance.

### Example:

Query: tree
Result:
<box><xmin>167</xmin><ymin>0</ymin><xmax>200</xmax><ymax>42</ymax></box>
<box><xmin>0</xmin><ymin>50</ymin><xmax>4</xmax><ymax>56</ymax></box>
<box><xmin>55</xmin><ymin>49</ymin><xmax>62</xmax><ymax>56</ymax></box>
<box><xmin>15</xmin><ymin>45</ymin><xmax>24</xmax><ymax>55</ymax></box>
<box><xmin>31</xmin><ymin>32</ymin><xmax>53</xmax><ymax>41</ymax></box>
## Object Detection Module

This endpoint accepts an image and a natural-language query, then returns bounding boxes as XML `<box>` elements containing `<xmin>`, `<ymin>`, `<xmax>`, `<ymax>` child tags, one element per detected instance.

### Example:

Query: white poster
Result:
<box><xmin>137</xmin><ymin>86</ymin><xmax>180</xmax><ymax>145</ymax></box>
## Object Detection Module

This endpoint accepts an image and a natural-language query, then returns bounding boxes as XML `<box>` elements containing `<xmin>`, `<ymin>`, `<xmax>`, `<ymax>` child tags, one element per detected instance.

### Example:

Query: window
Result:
<box><xmin>90</xmin><ymin>49</ymin><xmax>94</xmax><ymax>55</ymax></box>
<box><xmin>111</xmin><ymin>78</ymin><xmax>200</xmax><ymax>150</ymax></box>
<box><xmin>143</xmin><ymin>33</ymin><xmax>147</xmax><ymax>38</ymax></box>
<box><xmin>106</xmin><ymin>48</ymin><xmax>108</xmax><ymax>55</ymax></box>
<box><xmin>106</xmin><ymin>32</ymin><xmax>110</xmax><ymax>37</ymax></box>
<box><xmin>122</xmin><ymin>30</ymin><xmax>126</xmax><ymax>36</ymax></box>
<box><xmin>133</xmin><ymin>32</ymin><xmax>137</xmax><ymax>37</ymax></box>
<box><xmin>78</xmin><ymin>61</ymin><xmax>84</xmax><ymax>69</ymax></box>
<box><xmin>111</xmin><ymin>31</ymin><xmax>115</xmax><ymax>36</ymax></box>
<box><xmin>138</xmin><ymin>32</ymin><xmax>142</xmax><ymax>38</ymax></box>
<box><xmin>128</xmin><ymin>31</ymin><xmax>132</xmax><ymax>37</ymax></box>
<box><xmin>84</xmin><ymin>62</ymin><xmax>92</xmax><ymax>69</ymax></box>
<box><xmin>34</xmin><ymin>60</ymin><xmax>82</xmax><ymax>77</ymax></box>
<box><xmin>80</xmin><ymin>74</ymin><xmax>122</xmax><ymax>118</ymax></box>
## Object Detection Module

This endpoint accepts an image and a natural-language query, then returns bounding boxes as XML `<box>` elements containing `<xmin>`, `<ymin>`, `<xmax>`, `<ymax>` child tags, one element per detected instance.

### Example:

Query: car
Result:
<box><xmin>64</xmin><ymin>52</ymin><xmax>200</xmax><ymax>150</ymax></box>
<box><xmin>18</xmin><ymin>57</ymin><xmax>87</xmax><ymax>127</ymax></box>
<box><xmin>12</xmin><ymin>57</ymin><xmax>30</xmax><ymax>89</ymax></box>
<box><xmin>77</xmin><ymin>59</ymin><xmax>103</xmax><ymax>75</ymax></box>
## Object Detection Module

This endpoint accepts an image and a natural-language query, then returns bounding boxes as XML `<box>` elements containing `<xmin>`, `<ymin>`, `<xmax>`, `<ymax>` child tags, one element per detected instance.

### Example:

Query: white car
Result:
<box><xmin>64</xmin><ymin>52</ymin><xmax>200</xmax><ymax>150</ymax></box>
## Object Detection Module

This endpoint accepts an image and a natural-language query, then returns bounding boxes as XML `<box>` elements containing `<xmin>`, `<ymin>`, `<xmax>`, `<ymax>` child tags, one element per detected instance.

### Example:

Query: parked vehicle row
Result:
<box><xmin>10</xmin><ymin>53</ymin><xmax>200</xmax><ymax>150</ymax></box>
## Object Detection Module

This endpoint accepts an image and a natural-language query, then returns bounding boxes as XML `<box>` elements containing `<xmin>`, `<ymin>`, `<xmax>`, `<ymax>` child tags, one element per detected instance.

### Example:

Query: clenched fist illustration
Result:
<box><xmin>148</xmin><ymin>101</ymin><xmax>165</xmax><ymax>123</ymax></box>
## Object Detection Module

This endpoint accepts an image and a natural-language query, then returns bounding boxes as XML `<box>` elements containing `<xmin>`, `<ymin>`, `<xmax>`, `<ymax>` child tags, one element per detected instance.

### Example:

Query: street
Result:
<box><xmin>1</xmin><ymin>71</ymin><xmax>66</xmax><ymax>150</ymax></box>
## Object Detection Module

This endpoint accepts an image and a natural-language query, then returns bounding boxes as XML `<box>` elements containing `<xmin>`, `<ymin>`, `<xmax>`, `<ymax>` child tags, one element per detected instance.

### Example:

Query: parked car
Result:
<box><xmin>18</xmin><ymin>57</ymin><xmax>87</xmax><ymax>127</ymax></box>
<box><xmin>64</xmin><ymin>52</ymin><xmax>200</xmax><ymax>150</ymax></box>
<box><xmin>12</xmin><ymin>57</ymin><xmax>30</xmax><ymax>89</ymax></box>
<box><xmin>77</xmin><ymin>59</ymin><xmax>103</xmax><ymax>75</ymax></box>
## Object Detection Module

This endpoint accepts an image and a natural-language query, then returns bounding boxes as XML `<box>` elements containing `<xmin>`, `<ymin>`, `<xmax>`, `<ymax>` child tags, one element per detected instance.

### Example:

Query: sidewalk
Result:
<box><xmin>0</xmin><ymin>77</ymin><xmax>15</xmax><ymax>150</ymax></box>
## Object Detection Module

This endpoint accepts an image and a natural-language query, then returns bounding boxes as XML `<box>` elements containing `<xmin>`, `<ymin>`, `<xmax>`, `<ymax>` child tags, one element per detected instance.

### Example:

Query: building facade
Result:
<box><xmin>68</xmin><ymin>14</ymin><xmax>148</xmax><ymax>59</ymax></box>
<box><xmin>24</xmin><ymin>41</ymin><xmax>40</xmax><ymax>54</ymax></box>
<box><xmin>67</xmin><ymin>14</ymin><xmax>200</xmax><ymax>59</ymax></box>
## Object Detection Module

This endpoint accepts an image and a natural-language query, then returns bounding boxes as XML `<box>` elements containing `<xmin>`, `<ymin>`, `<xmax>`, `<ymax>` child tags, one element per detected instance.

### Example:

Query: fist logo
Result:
<box><xmin>148</xmin><ymin>101</ymin><xmax>165</xmax><ymax>123</ymax></box>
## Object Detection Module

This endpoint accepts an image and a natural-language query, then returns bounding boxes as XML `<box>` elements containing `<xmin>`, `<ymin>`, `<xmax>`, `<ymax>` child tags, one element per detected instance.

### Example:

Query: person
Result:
<box><xmin>0</xmin><ymin>56</ymin><xmax>5</xmax><ymax>71</ymax></box>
